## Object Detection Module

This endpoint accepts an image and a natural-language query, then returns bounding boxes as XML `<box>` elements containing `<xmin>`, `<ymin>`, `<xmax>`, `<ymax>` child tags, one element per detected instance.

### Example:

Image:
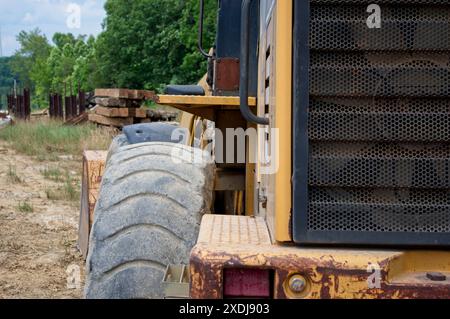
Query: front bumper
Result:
<box><xmin>190</xmin><ymin>215</ymin><xmax>450</xmax><ymax>299</ymax></box>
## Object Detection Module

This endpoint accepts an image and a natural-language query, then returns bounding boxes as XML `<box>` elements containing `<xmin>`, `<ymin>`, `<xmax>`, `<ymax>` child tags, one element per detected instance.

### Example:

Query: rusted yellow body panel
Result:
<box><xmin>190</xmin><ymin>215</ymin><xmax>450</xmax><ymax>299</ymax></box>
<box><xmin>272</xmin><ymin>0</ymin><xmax>292</xmax><ymax>242</ymax></box>
<box><xmin>155</xmin><ymin>95</ymin><xmax>256</xmax><ymax>109</ymax></box>
<box><xmin>155</xmin><ymin>95</ymin><xmax>257</xmax><ymax>121</ymax></box>
<box><xmin>256</xmin><ymin>0</ymin><xmax>292</xmax><ymax>242</ymax></box>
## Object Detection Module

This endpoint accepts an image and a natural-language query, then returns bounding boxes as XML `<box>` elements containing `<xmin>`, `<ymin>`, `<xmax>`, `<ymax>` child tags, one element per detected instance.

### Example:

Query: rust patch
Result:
<box><xmin>215</xmin><ymin>58</ymin><xmax>240</xmax><ymax>92</ymax></box>
<box><xmin>190</xmin><ymin>244</ymin><xmax>450</xmax><ymax>299</ymax></box>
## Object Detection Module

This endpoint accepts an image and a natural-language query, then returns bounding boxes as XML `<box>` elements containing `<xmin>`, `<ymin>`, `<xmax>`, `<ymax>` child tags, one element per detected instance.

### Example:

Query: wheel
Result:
<box><xmin>107</xmin><ymin>123</ymin><xmax>181</xmax><ymax>163</ymax></box>
<box><xmin>106</xmin><ymin>134</ymin><xmax>129</xmax><ymax>163</ymax></box>
<box><xmin>84</xmin><ymin>142</ymin><xmax>215</xmax><ymax>299</ymax></box>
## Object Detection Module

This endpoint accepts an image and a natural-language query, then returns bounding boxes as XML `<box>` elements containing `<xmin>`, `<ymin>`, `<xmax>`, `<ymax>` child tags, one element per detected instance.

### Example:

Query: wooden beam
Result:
<box><xmin>94</xmin><ymin>106</ymin><xmax>147</xmax><ymax>118</ymax></box>
<box><xmin>88</xmin><ymin>113</ymin><xmax>134</xmax><ymax>127</ymax></box>
<box><xmin>95</xmin><ymin>88</ymin><xmax>155</xmax><ymax>100</ymax></box>
<box><xmin>78</xmin><ymin>151</ymin><xmax>107</xmax><ymax>260</ymax></box>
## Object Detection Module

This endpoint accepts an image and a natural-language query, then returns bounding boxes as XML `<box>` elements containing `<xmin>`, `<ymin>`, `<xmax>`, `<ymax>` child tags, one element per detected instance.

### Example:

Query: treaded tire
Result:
<box><xmin>84</xmin><ymin>142</ymin><xmax>215</xmax><ymax>299</ymax></box>
<box><xmin>106</xmin><ymin>134</ymin><xmax>129</xmax><ymax>163</ymax></box>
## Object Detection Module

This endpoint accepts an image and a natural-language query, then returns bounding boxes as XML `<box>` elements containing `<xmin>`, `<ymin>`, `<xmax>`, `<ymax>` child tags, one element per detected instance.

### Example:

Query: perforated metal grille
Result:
<box><xmin>311</xmin><ymin>53</ymin><xmax>450</xmax><ymax>97</ymax></box>
<box><xmin>306</xmin><ymin>1</ymin><xmax>450</xmax><ymax>236</ymax></box>
<box><xmin>311</xmin><ymin>5</ymin><xmax>450</xmax><ymax>51</ymax></box>
<box><xmin>310</xmin><ymin>99</ymin><xmax>450</xmax><ymax>142</ymax></box>
<box><xmin>309</xmin><ymin>188</ymin><xmax>450</xmax><ymax>232</ymax></box>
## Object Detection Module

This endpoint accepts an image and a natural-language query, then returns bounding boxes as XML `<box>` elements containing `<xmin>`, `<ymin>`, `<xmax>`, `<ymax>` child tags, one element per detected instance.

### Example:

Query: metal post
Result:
<box><xmin>58</xmin><ymin>94</ymin><xmax>63</xmax><ymax>119</ymax></box>
<box><xmin>24</xmin><ymin>88</ymin><xmax>30</xmax><ymax>120</ymax></box>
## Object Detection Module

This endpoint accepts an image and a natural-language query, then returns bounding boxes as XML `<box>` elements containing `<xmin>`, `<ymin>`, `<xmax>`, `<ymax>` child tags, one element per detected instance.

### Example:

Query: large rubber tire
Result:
<box><xmin>84</xmin><ymin>142</ymin><xmax>215</xmax><ymax>299</ymax></box>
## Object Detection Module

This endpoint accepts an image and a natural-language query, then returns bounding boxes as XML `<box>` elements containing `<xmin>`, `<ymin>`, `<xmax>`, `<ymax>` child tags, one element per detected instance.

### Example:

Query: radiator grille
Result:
<box><xmin>302</xmin><ymin>1</ymin><xmax>450</xmax><ymax>242</ymax></box>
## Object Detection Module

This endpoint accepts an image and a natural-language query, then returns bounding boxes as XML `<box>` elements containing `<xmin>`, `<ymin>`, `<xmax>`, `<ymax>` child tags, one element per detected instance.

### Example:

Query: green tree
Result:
<box><xmin>47</xmin><ymin>34</ymin><xmax>98</xmax><ymax>95</ymax></box>
<box><xmin>9</xmin><ymin>29</ymin><xmax>51</xmax><ymax>107</ymax></box>
<box><xmin>95</xmin><ymin>0</ymin><xmax>217</xmax><ymax>91</ymax></box>
<box><xmin>6</xmin><ymin>0</ymin><xmax>218</xmax><ymax>109</ymax></box>
<box><xmin>0</xmin><ymin>57</ymin><xmax>14</xmax><ymax>110</ymax></box>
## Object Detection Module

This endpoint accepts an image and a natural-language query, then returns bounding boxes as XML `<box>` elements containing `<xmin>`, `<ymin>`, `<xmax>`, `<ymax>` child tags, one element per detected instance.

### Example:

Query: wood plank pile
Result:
<box><xmin>88</xmin><ymin>89</ymin><xmax>178</xmax><ymax>129</ymax></box>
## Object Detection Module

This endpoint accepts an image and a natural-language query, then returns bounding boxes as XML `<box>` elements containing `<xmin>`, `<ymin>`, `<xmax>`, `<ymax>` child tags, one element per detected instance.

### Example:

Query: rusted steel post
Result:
<box><xmin>17</xmin><ymin>95</ymin><xmax>23</xmax><ymax>119</ymax></box>
<box><xmin>24</xmin><ymin>89</ymin><xmax>31</xmax><ymax>120</ymax></box>
<box><xmin>71</xmin><ymin>94</ymin><xmax>77</xmax><ymax>117</ymax></box>
<box><xmin>51</xmin><ymin>94</ymin><xmax>56</xmax><ymax>119</ymax></box>
<box><xmin>49</xmin><ymin>94</ymin><xmax>54</xmax><ymax>118</ymax></box>
<box><xmin>79</xmin><ymin>90</ymin><xmax>86</xmax><ymax>115</ymax></box>
<box><xmin>65</xmin><ymin>95</ymin><xmax>72</xmax><ymax>120</ymax></box>
<box><xmin>78</xmin><ymin>84</ymin><xmax>85</xmax><ymax>115</ymax></box>
<box><xmin>58</xmin><ymin>94</ymin><xmax>63</xmax><ymax>119</ymax></box>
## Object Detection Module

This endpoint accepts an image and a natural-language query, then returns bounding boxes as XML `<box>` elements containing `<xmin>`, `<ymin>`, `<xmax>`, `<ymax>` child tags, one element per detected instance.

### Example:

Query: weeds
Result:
<box><xmin>7</xmin><ymin>165</ymin><xmax>23</xmax><ymax>184</ymax></box>
<box><xmin>45</xmin><ymin>171</ymin><xmax>80</xmax><ymax>202</ymax></box>
<box><xmin>17</xmin><ymin>201</ymin><xmax>34</xmax><ymax>213</ymax></box>
<box><xmin>40</xmin><ymin>167</ymin><xmax>64</xmax><ymax>182</ymax></box>
<box><xmin>0</xmin><ymin>120</ymin><xmax>114</xmax><ymax>160</ymax></box>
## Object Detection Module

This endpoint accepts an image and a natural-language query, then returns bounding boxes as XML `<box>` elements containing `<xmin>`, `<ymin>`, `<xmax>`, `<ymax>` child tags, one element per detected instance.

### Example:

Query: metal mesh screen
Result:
<box><xmin>306</xmin><ymin>1</ymin><xmax>450</xmax><ymax>236</ymax></box>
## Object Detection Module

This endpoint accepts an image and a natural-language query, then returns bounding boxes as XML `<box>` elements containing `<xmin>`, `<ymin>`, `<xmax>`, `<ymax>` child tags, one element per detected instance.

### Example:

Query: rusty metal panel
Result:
<box><xmin>215</xmin><ymin>58</ymin><xmax>240</xmax><ymax>93</ymax></box>
<box><xmin>190</xmin><ymin>216</ymin><xmax>450</xmax><ymax>299</ymax></box>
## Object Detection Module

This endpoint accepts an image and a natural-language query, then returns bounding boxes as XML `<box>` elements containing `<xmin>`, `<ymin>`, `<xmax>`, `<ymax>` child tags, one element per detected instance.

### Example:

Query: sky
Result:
<box><xmin>0</xmin><ymin>0</ymin><xmax>106</xmax><ymax>56</ymax></box>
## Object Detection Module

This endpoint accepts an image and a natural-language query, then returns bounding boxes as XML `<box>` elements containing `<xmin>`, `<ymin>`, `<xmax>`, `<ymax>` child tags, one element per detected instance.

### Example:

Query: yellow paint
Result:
<box><xmin>388</xmin><ymin>251</ymin><xmax>450</xmax><ymax>284</ymax></box>
<box><xmin>156</xmin><ymin>95</ymin><xmax>256</xmax><ymax>109</ymax></box>
<box><xmin>192</xmin><ymin>216</ymin><xmax>450</xmax><ymax>299</ymax></box>
<box><xmin>274</xmin><ymin>0</ymin><xmax>293</xmax><ymax>242</ymax></box>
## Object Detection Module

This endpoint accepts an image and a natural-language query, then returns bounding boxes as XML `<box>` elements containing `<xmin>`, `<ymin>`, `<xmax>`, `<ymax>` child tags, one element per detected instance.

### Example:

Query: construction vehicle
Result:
<box><xmin>84</xmin><ymin>0</ymin><xmax>450</xmax><ymax>299</ymax></box>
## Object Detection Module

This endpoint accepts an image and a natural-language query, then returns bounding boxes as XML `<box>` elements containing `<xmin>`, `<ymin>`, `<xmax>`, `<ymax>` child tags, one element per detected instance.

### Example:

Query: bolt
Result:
<box><xmin>289</xmin><ymin>275</ymin><xmax>307</xmax><ymax>293</ymax></box>
<box><xmin>426</xmin><ymin>272</ymin><xmax>447</xmax><ymax>282</ymax></box>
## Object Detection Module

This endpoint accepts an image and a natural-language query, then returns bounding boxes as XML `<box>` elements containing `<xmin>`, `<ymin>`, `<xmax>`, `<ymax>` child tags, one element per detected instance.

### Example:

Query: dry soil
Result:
<box><xmin>0</xmin><ymin>141</ymin><xmax>84</xmax><ymax>299</ymax></box>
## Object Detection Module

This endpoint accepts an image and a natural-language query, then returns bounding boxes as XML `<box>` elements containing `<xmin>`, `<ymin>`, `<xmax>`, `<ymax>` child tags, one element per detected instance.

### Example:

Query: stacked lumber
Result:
<box><xmin>88</xmin><ymin>89</ymin><xmax>155</xmax><ymax>129</ymax></box>
<box><xmin>147</xmin><ymin>109</ymin><xmax>178</xmax><ymax>122</ymax></box>
<box><xmin>64</xmin><ymin>112</ymin><xmax>88</xmax><ymax>126</ymax></box>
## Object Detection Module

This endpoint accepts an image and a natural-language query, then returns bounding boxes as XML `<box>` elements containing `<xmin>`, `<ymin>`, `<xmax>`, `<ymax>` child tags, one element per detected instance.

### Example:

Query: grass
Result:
<box><xmin>0</xmin><ymin>120</ymin><xmax>112</xmax><ymax>204</ymax></box>
<box><xmin>45</xmin><ymin>172</ymin><xmax>80</xmax><ymax>202</ymax></box>
<box><xmin>40</xmin><ymin>167</ymin><xmax>65</xmax><ymax>183</ymax></box>
<box><xmin>7</xmin><ymin>165</ymin><xmax>23</xmax><ymax>184</ymax></box>
<box><xmin>0</xmin><ymin>120</ymin><xmax>114</xmax><ymax>161</ymax></box>
<box><xmin>17</xmin><ymin>201</ymin><xmax>34</xmax><ymax>213</ymax></box>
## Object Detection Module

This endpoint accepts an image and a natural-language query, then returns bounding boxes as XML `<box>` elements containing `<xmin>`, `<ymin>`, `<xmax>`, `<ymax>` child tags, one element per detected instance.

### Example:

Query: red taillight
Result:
<box><xmin>223</xmin><ymin>269</ymin><xmax>272</xmax><ymax>298</ymax></box>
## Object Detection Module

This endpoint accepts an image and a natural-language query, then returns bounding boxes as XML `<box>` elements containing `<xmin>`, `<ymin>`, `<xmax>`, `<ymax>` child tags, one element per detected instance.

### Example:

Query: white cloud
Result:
<box><xmin>22</xmin><ymin>12</ymin><xmax>35</xmax><ymax>24</ymax></box>
<box><xmin>0</xmin><ymin>0</ymin><xmax>107</xmax><ymax>56</ymax></box>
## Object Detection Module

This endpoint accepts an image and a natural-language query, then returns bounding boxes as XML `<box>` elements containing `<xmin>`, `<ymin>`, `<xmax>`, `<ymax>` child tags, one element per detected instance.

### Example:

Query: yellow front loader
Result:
<box><xmin>83</xmin><ymin>0</ymin><xmax>450</xmax><ymax>299</ymax></box>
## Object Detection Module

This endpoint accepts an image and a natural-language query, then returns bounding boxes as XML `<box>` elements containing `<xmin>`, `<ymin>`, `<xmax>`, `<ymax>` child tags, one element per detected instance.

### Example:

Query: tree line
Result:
<box><xmin>0</xmin><ymin>0</ymin><xmax>217</xmax><ymax>109</ymax></box>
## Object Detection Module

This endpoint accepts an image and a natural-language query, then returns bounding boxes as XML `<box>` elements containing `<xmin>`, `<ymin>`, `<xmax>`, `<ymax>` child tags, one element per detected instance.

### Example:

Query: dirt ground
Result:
<box><xmin>0</xmin><ymin>141</ymin><xmax>84</xmax><ymax>299</ymax></box>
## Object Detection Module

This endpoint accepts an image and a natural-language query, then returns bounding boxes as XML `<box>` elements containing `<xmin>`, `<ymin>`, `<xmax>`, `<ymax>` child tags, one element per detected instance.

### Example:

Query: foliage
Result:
<box><xmin>9</xmin><ymin>29</ymin><xmax>52</xmax><ymax>107</ymax></box>
<box><xmin>7</xmin><ymin>164</ymin><xmax>23</xmax><ymax>184</ymax></box>
<box><xmin>0</xmin><ymin>57</ymin><xmax>14</xmax><ymax>109</ymax></box>
<box><xmin>4</xmin><ymin>0</ymin><xmax>217</xmax><ymax>107</ymax></box>
<box><xmin>17</xmin><ymin>201</ymin><xmax>34</xmax><ymax>213</ymax></box>
<box><xmin>95</xmin><ymin>0</ymin><xmax>217</xmax><ymax>90</ymax></box>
